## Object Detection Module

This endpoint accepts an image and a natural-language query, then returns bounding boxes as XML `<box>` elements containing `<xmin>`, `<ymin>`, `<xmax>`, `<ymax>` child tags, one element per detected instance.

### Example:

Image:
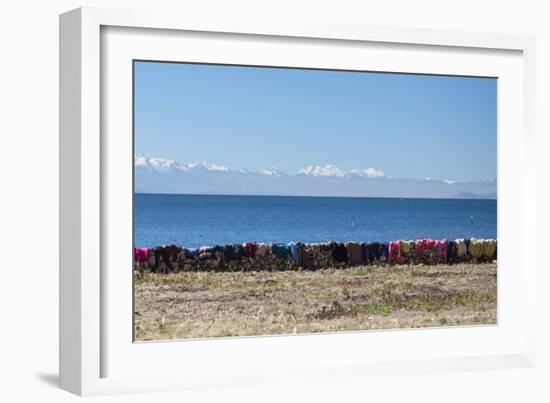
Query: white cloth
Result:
<box><xmin>456</xmin><ymin>239</ymin><xmax>467</xmax><ymax>257</ymax></box>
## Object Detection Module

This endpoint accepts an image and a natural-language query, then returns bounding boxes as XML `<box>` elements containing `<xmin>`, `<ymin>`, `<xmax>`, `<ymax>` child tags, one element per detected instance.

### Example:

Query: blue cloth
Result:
<box><xmin>272</xmin><ymin>243</ymin><xmax>291</xmax><ymax>259</ymax></box>
<box><xmin>288</xmin><ymin>242</ymin><xmax>301</xmax><ymax>263</ymax></box>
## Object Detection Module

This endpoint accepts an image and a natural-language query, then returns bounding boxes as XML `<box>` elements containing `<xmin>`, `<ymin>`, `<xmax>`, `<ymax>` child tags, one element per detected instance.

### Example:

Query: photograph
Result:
<box><xmin>132</xmin><ymin>61</ymin><xmax>497</xmax><ymax>341</ymax></box>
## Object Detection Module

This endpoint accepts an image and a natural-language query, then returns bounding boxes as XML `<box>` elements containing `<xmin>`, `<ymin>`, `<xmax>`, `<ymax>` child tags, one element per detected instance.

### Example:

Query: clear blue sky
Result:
<box><xmin>134</xmin><ymin>61</ymin><xmax>496</xmax><ymax>182</ymax></box>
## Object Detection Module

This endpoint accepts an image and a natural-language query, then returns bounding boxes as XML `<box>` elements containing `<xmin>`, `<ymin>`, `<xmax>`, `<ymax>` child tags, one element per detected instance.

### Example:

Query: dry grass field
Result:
<box><xmin>134</xmin><ymin>263</ymin><xmax>497</xmax><ymax>341</ymax></box>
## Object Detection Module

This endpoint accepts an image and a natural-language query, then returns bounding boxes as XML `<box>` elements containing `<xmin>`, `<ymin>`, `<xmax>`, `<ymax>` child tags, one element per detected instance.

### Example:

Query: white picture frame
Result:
<box><xmin>59</xmin><ymin>6</ymin><xmax>537</xmax><ymax>396</ymax></box>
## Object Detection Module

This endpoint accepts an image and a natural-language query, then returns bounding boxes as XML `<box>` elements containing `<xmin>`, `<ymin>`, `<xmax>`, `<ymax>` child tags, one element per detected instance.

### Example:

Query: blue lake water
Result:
<box><xmin>134</xmin><ymin>193</ymin><xmax>497</xmax><ymax>248</ymax></box>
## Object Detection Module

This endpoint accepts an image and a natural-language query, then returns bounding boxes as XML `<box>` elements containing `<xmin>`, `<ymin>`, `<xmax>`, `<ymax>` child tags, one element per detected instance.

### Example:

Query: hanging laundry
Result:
<box><xmin>346</xmin><ymin>241</ymin><xmax>363</xmax><ymax>265</ymax></box>
<box><xmin>364</xmin><ymin>242</ymin><xmax>379</xmax><ymax>264</ymax></box>
<box><xmin>135</xmin><ymin>238</ymin><xmax>497</xmax><ymax>273</ymax></box>
<box><xmin>468</xmin><ymin>238</ymin><xmax>484</xmax><ymax>258</ymax></box>
<box><xmin>183</xmin><ymin>248</ymin><xmax>197</xmax><ymax>259</ymax></box>
<box><xmin>153</xmin><ymin>245</ymin><xmax>181</xmax><ymax>273</ymax></box>
<box><xmin>223</xmin><ymin>244</ymin><xmax>243</xmax><ymax>261</ymax></box>
<box><xmin>212</xmin><ymin>245</ymin><xmax>224</xmax><ymax>269</ymax></box>
<box><xmin>417</xmin><ymin>239</ymin><xmax>436</xmax><ymax>257</ymax></box>
<box><xmin>164</xmin><ymin>245</ymin><xmax>181</xmax><ymax>261</ymax></box>
<box><xmin>435</xmin><ymin>239</ymin><xmax>448</xmax><ymax>263</ymax></box>
<box><xmin>256</xmin><ymin>243</ymin><xmax>270</xmax><ymax>258</ymax></box>
<box><xmin>331</xmin><ymin>242</ymin><xmax>348</xmax><ymax>263</ymax></box>
<box><xmin>400</xmin><ymin>240</ymin><xmax>412</xmax><ymax>254</ymax></box>
<box><xmin>198</xmin><ymin>246</ymin><xmax>215</xmax><ymax>260</ymax></box>
<box><xmin>378</xmin><ymin>243</ymin><xmax>389</xmax><ymax>263</ymax></box>
<box><xmin>288</xmin><ymin>242</ymin><xmax>301</xmax><ymax>263</ymax></box>
<box><xmin>456</xmin><ymin>239</ymin><xmax>467</xmax><ymax>258</ymax></box>
<box><xmin>399</xmin><ymin>240</ymin><xmax>416</xmax><ymax>264</ymax></box>
<box><xmin>447</xmin><ymin>240</ymin><xmax>456</xmax><ymax>264</ymax></box>
<box><xmin>482</xmin><ymin>239</ymin><xmax>497</xmax><ymax>260</ymax></box>
<box><xmin>243</xmin><ymin>242</ymin><xmax>258</xmax><ymax>258</ymax></box>
<box><xmin>134</xmin><ymin>247</ymin><xmax>150</xmax><ymax>263</ymax></box>
<box><xmin>271</xmin><ymin>243</ymin><xmax>291</xmax><ymax>259</ymax></box>
<box><xmin>301</xmin><ymin>244</ymin><xmax>316</xmax><ymax>270</ymax></box>
<box><xmin>317</xmin><ymin>243</ymin><xmax>333</xmax><ymax>267</ymax></box>
<box><xmin>388</xmin><ymin>240</ymin><xmax>401</xmax><ymax>264</ymax></box>
<box><xmin>360</xmin><ymin>243</ymin><xmax>369</xmax><ymax>265</ymax></box>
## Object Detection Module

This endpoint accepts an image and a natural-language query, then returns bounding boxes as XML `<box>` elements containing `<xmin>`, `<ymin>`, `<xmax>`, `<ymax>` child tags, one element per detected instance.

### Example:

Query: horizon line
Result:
<box><xmin>134</xmin><ymin>191</ymin><xmax>497</xmax><ymax>201</ymax></box>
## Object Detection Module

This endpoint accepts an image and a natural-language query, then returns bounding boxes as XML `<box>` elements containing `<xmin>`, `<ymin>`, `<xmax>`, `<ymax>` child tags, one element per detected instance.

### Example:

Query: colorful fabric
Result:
<box><xmin>417</xmin><ymin>239</ymin><xmax>425</xmax><ymax>257</ymax></box>
<box><xmin>243</xmin><ymin>242</ymin><xmax>258</xmax><ymax>258</ymax></box>
<box><xmin>198</xmin><ymin>246</ymin><xmax>215</xmax><ymax>260</ymax></box>
<box><xmin>482</xmin><ymin>239</ymin><xmax>497</xmax><ymax>259</ymax></box>
<box><xmin>401</xmin><ymin>240</ymin><xmax>413</xmax><ymax>254</ymax></box>
<box><xmin>331</xmin><ymin>243</ymin><xmax>348</xmax><ymax>263</ymax></box>
<box><xmin>183</xmin><ymin>248</ymin><xmax>197</xmax><ymax>259</ymax></box>
<box><xmin>346</xmin><ymin>241</ymin><xmax>363</xmax><ymax>265</ymax></box>
<box><xmin>256</xmin><ymin>243</ymin><xmax>269</xmax><ymax>257</ymax></box>
<box><xmin>271</xmin><ymin>243</ymin><xmax>291</xmax><ymax>259</ymax></box>
<box><xmin>134</xmin><ymin>247</ymin><xmax>150</xmax><ymax>263</ymax></box>
<box><xmin>456</xmin><ymin>239</ymin><xmax>467</xmax><ymax>257</ymax></box>
<box><xmin>136</xmin><ymin>238</ymin><xmax>498</xmax><ymax>273</ymax></box>
<box><xmin>153</xmin><ymin>245</ymin><xmax>181</xmax><ymax>272</ymax></box>
<box><xmin>164</xmin><ymin>245</ymin><xmax>181</xmax><ymax>260</ymax></box>
<box><xmin>417</xmin><ymin>239</ymin><xmax>436</xmax><ymax>257</ymax></box>
<box><xmin>301</xmin><ymin>244</ymin><xmax>315</xmax><ymax>269</ymax></box>
<box><xmin>435</xmin><ymin>239</ymin><xmax>448</xmax><ymax>263</ymax></box>
<box><xmin>388</xmin><ymin>240</ymin><xmax>401</xmax><ymax>264</ymax></box>
<box><xmin>447</xmin><ymin>240</ymin><xmax>456</xmax><ymax>263</ymax></box>
<box><xmin>469</xmin><ymin>238</ymin><xmax>484</xmax><ymax>258</ymax></box>
<box><xmin>365</xmin><ymin>242</ymin><xmax>379</xmax><ymax>264</ymax></box>
<box><xmin>288</xmin><ymin>242</ymin><xmax>301</xmax><ymax>263</ymax></box>
<box><xmin>378</xmin><ymin>243</ymin><xmax>389</xmax><ymax>262</ymax></box>
<box><xmin>223</xmin><ymin>244</ymin><xmax>243</xmax><ymax>261</ymax></box>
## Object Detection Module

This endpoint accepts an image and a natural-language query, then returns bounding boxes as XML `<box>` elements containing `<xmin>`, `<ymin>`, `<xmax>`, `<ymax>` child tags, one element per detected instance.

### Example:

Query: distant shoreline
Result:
<box><xmin>134</xmin><ymin>192</ymin><xmax>497</xmax><ymax>201</ymax></box>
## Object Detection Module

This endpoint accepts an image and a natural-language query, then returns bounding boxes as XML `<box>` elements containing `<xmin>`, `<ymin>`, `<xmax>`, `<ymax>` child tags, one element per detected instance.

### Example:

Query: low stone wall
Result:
<box><xmin>134</xmin><ymin>239</ymin><xmax>497</xmax><ymax>273</ymax></box>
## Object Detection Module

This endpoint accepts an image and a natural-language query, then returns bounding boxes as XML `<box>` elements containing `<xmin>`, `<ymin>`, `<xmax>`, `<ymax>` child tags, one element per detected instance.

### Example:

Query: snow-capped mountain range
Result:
<box><xmin>135</xmin><ymin>155</ymin><xmax>496</xmax><ymax>199</ymax></box>
<box><xmin>135</xmin><ymin>155</ymin><xmax>388</xmax><ymax>178</ymax></box>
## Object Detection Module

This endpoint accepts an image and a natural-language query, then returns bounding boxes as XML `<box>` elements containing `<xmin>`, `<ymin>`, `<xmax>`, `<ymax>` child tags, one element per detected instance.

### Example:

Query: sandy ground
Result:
<box><xmin>134</xmin><ymin>263</ymin><xmax>497</xmax><ymax>341</ymax></box>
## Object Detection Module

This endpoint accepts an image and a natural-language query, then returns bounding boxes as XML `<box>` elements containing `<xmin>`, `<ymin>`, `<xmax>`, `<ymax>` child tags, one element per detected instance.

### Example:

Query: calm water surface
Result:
<box><xmin>134</xmin><ymin>193</ymin><xmax>497</xmax><ymax>248</ymax></box>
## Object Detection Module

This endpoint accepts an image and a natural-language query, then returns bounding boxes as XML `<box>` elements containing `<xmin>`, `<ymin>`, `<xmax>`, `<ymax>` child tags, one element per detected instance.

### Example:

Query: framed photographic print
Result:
<box><xmin>60</xmin><ymin>7</ymin><xmax>537</xmax><ymax>396</ymax></box>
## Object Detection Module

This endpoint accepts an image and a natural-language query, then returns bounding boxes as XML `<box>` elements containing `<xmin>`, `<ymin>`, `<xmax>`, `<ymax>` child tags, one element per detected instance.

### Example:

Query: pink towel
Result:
<box><xmin>417</xmin><ymin>239</ymin><xmax>436</xmax><ymax>257</ymax></box>
<box><xmin>388</xmin><ymin>241</ymin><xmax>401</xmax><ymax>264</ymax></box>
<box><xmin>134</xmin><ymin>247</ymin><xmax>150</xmax><ymax>263</ymax></box>
<box><xmin>417</xmin><ymin>239</ymin><xmax>425</xmax><ymax>257</ymax></box>
<box><xmin>435</xmin><ymin>240</ymin><xmax>448</xmax><ymax>263</ymax></box>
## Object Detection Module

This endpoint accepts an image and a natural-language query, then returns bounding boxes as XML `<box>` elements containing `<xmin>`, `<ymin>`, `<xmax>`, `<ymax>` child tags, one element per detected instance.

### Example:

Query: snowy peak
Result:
<box><xmin>298</xmin><ymin>164</ymin><xmax>347</xmax><ymax>177</ymax></box>
<box><xmin>259</xmin><ymin>166</ymin><xmax>286</xmax><ymax>176</ymax></box>
<box><xmin>299</xmin><ymin>164</ymin><xmax>386</xmax><ymax>178</ymax></box>
<box><xmin>135</xmin><ymin>155</ymin><xmax>179</xmax><ymax>171</ymax></box>
<box><xmin>185</xmin><ymin>161</ymin><xmax>230</xmax><ymax>172</ymax></box>
<box><xmin>348</xmin><ymin>167</ymin><xmax>386</xmax><ymax>178</ymax></box>
<box><xmin>135</xmin><ymin>155</ymin><xmax>231</xmax><ymax>173</ymax></box>
<box><xmin>134</xmin><ymin>155</ymin><xmax>493</xmax><ymax>186</ymax></box>
<box><xmin>136</xmin><ymin>155</ymin><xmax>387</xmax><ymax>179</ymax></box>
<box><xmin>134</xmin><ymin>155</ymin><xmax>496</xmax><ymax>199</ymax></box>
